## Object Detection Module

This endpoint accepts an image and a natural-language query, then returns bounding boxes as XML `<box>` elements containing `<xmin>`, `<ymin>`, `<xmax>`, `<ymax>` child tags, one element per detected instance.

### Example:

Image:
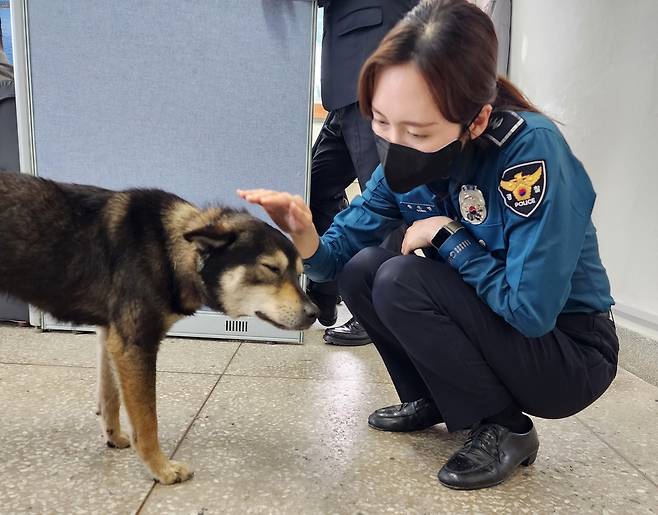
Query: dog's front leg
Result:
<box><xmin>105</xmin><ymin>326</ymin><xmax>194</xmax><ymax>484</ymax></box>
<box><xmin>96</xmin><ymin>327</ymin><xmax>131</xmax><ymax>449</ymax></box>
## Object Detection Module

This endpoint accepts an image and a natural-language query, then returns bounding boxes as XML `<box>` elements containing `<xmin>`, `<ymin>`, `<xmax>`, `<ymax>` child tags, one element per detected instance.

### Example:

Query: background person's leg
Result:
<box><xmin>307</xmin><ymin>109</ymin><xmax>359</xmax><ymax>326</ymax></box>
<box><xmin>340</xmin><ymin>103</ymin><xmax>406</xmax><ymax>254</ymax></box>
<box><xmin>325</xmin><ymin>104</ymin><xmax>406</xmax><ymax>345</ymax></box>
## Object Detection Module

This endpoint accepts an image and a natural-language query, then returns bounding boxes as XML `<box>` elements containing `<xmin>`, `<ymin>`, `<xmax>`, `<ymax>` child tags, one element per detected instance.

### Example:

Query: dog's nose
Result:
<box><xmin>304</xmin><ymin>302</ymin><xmax>319</xmax><ymax>322</ymax></box>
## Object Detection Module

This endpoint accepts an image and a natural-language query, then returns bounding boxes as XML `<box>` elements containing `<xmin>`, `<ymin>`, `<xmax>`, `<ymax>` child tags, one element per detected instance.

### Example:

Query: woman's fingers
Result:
<box><xmin>400</xmin><ymin>227</ymin><xmax>416</xmax><ymax>255</ymax></box>
<box><xmin>237</xmin><ymin>188</ymin><xmax>275</xmax><ymax>197</ymax></box>
<box><xmin>260</xmin><ymin>193</ymin><xmax>292</xmax><ymax>206</ymax></box>
<box><xmin>238</xmin><ymin>189</ymin><xmax>310</xmax><ymax>215</ymax></box>
<box><xmin>237</xmin><ymin>188</ymin><xmax>314</xmax><ymax>236</ymax></box>
<box><xmin>237</xmin><ymin>189</ymin><xmax>283</xmax><ymax>205</ymax></box>
<box><xmin>241</xmin><ymin>190</ymin><xmax>289</xmax><ymax>204</ymax></box>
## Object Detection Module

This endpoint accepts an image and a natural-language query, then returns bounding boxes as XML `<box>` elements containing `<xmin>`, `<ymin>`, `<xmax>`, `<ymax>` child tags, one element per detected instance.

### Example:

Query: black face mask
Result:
<box><xmin>375</xmin><ymin>135</ymin><xmax>462</xmax><ymax>193</ymax></box>
<box><xmin>374</xmin><ymin>109</ymin><xmax>482</xmax><ymax>194</ymax></box>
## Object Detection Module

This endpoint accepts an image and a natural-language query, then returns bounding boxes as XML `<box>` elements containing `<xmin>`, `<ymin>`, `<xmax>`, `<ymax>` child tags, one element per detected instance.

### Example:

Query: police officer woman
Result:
<box><xmin>238</xmin><ymin>0</ymin><xmax>618</xmax><ymax>490</ymax></box>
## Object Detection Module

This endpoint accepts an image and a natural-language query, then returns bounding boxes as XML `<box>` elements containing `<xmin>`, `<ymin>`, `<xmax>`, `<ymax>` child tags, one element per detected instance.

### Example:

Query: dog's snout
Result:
<box><xmin>304</xmin><ymin>302</ymin><xmax>319</xmax><ymax>322</ymax></box>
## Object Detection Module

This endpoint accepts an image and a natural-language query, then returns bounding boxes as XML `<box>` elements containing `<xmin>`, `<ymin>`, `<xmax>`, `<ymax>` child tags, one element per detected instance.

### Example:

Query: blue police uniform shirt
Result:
<box><xmin>303</xmin><ymin>110</ymin><xmax>614</xmax><ymax>338</ymax></box>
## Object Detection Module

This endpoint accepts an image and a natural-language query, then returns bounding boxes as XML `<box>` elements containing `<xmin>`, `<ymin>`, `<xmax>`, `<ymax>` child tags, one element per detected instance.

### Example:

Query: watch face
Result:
<box><xmin>431</xmin><ymin>227</ymin><xmax>451</xmax><ymax>249</ymax></box>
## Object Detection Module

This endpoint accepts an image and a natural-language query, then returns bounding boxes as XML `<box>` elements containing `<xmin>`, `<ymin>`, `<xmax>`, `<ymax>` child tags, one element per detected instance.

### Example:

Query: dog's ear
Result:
<box><xmin>184</xmin><ymin>223</ymin><xmax>236</xmax><ymax>251</ymax></box>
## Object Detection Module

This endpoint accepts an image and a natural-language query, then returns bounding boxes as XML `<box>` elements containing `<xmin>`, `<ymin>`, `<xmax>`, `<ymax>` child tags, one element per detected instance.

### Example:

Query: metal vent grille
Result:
<box><xmin>225</xmin><ymin>320</ymin><xmax>249</xmax><ymax>333</ymax></box>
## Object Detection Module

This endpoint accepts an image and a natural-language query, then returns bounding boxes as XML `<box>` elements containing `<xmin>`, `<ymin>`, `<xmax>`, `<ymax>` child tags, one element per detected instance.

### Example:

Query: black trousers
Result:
<box><xmin>339</xmin><ymin>247</ymin><xmax>619</xmax><ymax>431</ymax></box>
<box><xmin>309</xmin><ymin>104</ymin><xmax>404</xmax><ymax>297</ymax></box>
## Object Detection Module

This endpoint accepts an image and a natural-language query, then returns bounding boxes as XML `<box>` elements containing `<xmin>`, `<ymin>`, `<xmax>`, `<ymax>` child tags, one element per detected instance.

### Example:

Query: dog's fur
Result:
<box><xmin>0</xmin><ymin>172</ymin><xmax>317</xmax><ymax>484</ymax></box>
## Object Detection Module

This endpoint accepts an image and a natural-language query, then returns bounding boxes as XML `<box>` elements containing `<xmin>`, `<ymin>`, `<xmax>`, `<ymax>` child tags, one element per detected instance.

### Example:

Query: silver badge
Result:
<box><xmin>459</xmin><ymin>185</ymin><xmax>487</xmax><ymax>225</ymax></box>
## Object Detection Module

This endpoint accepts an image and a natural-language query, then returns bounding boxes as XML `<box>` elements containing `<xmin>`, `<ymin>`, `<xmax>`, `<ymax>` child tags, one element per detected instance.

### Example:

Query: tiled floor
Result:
<box><xmin>1</xmin><ymin>306</ymin><xmax>657</xmax><ymax>514</ymax></box>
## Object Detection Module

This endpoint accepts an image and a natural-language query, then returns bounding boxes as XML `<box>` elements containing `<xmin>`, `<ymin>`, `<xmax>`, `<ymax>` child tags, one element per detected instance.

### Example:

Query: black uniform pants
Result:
<box><xmin>339</xmin><ymin>247</ymin><xmax>619</xmax><ymax>431</ymax></box>
<box><xmin>309</xmin><ymin>104</ymin><xmax>404</xmax><ymax>298</ymax></box>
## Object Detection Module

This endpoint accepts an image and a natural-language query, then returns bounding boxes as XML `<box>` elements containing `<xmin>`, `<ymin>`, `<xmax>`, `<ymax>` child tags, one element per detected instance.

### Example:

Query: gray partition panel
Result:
<box><xmin>27</xmin><ymin>0</ymin><xmax>314</xmax><ymax>206</ymax></box>
<box><xmin>16</xmin><ymin>0</ymin><xmax>317</xmax><ymax>342</ymax></box>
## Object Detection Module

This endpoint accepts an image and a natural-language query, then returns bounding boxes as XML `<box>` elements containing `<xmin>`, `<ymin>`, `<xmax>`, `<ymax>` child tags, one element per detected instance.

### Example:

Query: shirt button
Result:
<box><xmin>478</xmin><ymin>239</ymin><xmax>487</xmax><ymax>248</ymax></box>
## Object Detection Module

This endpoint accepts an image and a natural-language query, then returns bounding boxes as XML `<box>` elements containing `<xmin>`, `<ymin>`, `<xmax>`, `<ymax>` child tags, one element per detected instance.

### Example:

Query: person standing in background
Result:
<box><xmin>310</xmin><ymin>0</ymin><xmax>418</xmax><ymax>346</ymax></box>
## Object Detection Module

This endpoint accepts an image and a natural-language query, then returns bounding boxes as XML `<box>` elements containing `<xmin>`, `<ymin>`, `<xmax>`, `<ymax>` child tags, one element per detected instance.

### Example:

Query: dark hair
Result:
<box><xmin>358</xmin><ymin>0</ymin><xmax>540</xmax><ymax>126</ymax></box>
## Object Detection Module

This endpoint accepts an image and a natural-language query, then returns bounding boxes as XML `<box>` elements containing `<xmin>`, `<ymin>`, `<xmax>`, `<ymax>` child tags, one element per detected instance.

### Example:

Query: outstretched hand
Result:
<box><xmin>237</xmin><ymin>189</ymin><xmax>312</xmax><ymax>235</ymax></box>
<box><xmin>237</xmin><ymin>189</ymin><xmax>319</xmax><ymax>258</ymax></box>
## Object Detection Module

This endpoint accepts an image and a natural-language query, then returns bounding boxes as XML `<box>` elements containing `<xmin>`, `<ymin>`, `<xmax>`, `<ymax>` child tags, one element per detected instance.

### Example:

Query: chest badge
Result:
<box><xmin>459</xmin><ymin>185</ymin><xmax>487</xmax><ymax>225</ymax></box>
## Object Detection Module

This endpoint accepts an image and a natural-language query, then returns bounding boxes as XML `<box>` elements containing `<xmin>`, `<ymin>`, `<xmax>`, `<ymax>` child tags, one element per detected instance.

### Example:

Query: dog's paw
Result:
<box><xmin>154</xmin><ymin>460</ymin><xmax>195</xmax><ymax>485</ymax></box>
<box><xmin>105</xmin><ymin>431</ymin><xmax>131</xmax><ymax>449</ymax></box>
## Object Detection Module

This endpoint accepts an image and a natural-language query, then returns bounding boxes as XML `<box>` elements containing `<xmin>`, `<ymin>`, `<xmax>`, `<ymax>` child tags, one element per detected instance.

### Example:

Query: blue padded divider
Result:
<box><xmin>26</xmin><ymin>0</ymin><xmax>315</xmax><ymax>212</ymax></box>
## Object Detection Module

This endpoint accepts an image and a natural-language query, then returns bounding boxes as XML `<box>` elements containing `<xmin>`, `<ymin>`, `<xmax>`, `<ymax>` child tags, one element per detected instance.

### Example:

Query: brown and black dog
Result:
<box><xmin>0</xmin><ymin>171</ymin><xmax>317</xmax><ymax>484</ymax></box>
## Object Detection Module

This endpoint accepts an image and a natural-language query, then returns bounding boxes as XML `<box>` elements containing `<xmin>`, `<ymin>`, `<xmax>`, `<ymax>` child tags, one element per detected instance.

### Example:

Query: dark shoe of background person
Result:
<box><xmin>323</xmin><ymin>317</ymin><xmax>371</xmax><ymax>346</ymax></box>
<box><xmin>368</xmin><ymin>398</ymin><xmax>443</xmax><ymax>432</ymax></box>
<box><xmin>438</xmin><ymin>421</ymin><xmax>539</xmax><ymax>490</ymax></box>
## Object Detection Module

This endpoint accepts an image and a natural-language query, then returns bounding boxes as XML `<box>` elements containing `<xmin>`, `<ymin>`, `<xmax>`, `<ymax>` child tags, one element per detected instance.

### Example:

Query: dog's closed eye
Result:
<box><xmin>261</xmin><ymin>263</ymin><xmax>281</xmax><ymax>275</ymax></box>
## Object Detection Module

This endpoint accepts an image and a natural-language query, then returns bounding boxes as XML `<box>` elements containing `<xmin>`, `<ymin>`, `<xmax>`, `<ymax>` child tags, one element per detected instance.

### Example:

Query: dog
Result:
<box><xmin>0</xmin><ymin>171</ymin><xmax>318</xmax><ymax>484</ymax></box>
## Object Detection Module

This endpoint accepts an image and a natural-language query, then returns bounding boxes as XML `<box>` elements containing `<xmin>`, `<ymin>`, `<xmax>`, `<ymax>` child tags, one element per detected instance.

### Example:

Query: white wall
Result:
<box><xmin>509</xmin><ymin>0</ymin><xmax>658</xmax><ymax>338</ymax></box>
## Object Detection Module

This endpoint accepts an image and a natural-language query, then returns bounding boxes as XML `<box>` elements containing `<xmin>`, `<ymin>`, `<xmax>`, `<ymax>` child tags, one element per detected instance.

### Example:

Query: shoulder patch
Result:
<box><xmin>498</xmin><ymin>160</ymin><xmax>547</xmax><ymax>217</ymax></box>
<box><xmin>482</xmin><ymin>110</ymin><xmax>526</xmax><ymax>147</ymax></box>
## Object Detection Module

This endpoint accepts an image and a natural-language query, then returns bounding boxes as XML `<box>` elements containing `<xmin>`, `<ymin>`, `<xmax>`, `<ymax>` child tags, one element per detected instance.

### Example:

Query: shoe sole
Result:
<box><xmin>439</xmin><ymin>477</ymin><xmax>508</xmax><ymax>491</ymax></box>
<box><xmin>324</xmin><ymin>339</ymin><xmax>371</xmax><ymax>346</ymax></box>
<box><xmin>367</xmin><ymin>420</ymin><xmax>440</xmax><ymax>433</ymax></box>
<box><xmin>323</xmin><ymin>334</ymin><xmax>371</xmax><ymax>346</ymax></box>
<box><xmin>438</xmin><ymin>452</ymin><xmax>538</xmax><ymax>490</ymax></box>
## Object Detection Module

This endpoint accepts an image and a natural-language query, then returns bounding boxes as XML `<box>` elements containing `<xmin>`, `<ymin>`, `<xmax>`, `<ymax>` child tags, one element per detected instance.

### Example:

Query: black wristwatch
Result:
<box><xmin>431</xmin><ymin>220</ymin><xmax>464</xmax><ymax>250</ymax></box>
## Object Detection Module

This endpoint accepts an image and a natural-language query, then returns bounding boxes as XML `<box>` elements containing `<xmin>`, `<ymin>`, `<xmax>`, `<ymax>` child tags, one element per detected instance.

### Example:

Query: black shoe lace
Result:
<box><xmin>460</xmin><ymin>424</ymin><xmax>502</xmax><ymax>463</ymax></box>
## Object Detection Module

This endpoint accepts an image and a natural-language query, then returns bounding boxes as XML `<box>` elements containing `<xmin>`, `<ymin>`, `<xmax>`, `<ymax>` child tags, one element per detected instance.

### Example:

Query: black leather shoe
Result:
<box><xmin>368</xmin><ymin>398</ymin><xmax>443</xmax><ymax>432</ymax></box>
<box><xmin>323</xmin><ymin>317</ymin><xmax>371</xmax><ymax>346</ymax></box>
<box><xmin>306</xmin><ymin>289</ymin><xmax>338</xmax><ymax>327</ymax></box>
<box><xmin>438</xmin><ymin>421</ymin><xmax>539</xmax><ymax>490</ymax></box>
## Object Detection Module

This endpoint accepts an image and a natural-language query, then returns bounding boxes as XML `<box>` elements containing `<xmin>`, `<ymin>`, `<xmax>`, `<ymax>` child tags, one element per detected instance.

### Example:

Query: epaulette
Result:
<box><xmin>481</xmin><ymin>110</ymin><xmax>526</xmax><ymax>147</ymax></box>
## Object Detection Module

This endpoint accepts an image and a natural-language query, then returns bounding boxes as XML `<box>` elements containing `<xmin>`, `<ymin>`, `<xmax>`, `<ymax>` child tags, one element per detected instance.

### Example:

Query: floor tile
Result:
<box><xmin>225</xmin><ymin>335</ymin><xmax>390</xmax><ymax>383</ymax></box>
<box><xmin>140</xmin><ymin>375</ymin><xmax>658</xmax><ymax>514</ymax></box>
<box><xmin>0</xmin><ymin>325</ymin><xmax>239</xmax><ymax>375</ymax></box>
<box><xmin>225</xmin><ymin>309</ymin><xmax>388</xmax><ymax>383</ymax></box>
<box><xmin>0</xmin><ymin>363</ymin><xmax>218</xmax><ymax>514</ymax></box>
<box><xmin>2</xmin><ymin>323</ymin><xmax>658</xmax><ymax>514</ymax></box>
<box><xmin>576</xmin><ymin>367</ymin><xmax>658</xmax><ymax>486</ymax></box>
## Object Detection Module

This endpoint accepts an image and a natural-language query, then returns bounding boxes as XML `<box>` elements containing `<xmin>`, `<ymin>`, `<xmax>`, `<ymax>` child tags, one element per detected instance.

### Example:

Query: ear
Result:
<box><xmin>468</xmin><ymin>104</ymin><xmax>493</xmax><ymax>140</ymax></box>
<box><xmin>184</xmin><ymin>223</ymin><xmax>236</xmax><ymax>251</ymax></box>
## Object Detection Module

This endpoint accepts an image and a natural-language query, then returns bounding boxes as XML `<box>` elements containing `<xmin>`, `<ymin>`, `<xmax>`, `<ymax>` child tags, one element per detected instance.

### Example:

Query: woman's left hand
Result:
<box><xmin>401</xmin><ymin>216</ymin><xmax>453</xmax><ymax>255</ymax></box>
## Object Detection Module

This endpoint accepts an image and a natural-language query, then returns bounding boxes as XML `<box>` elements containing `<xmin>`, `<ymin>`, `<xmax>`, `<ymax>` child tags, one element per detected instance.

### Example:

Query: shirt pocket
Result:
<box><xmin>336</xmin><ymin>7</ymin><xmax>383</xmax><ymax>36</ymax></box>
